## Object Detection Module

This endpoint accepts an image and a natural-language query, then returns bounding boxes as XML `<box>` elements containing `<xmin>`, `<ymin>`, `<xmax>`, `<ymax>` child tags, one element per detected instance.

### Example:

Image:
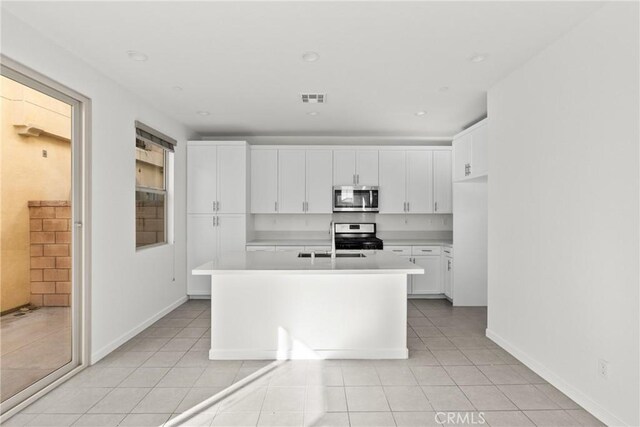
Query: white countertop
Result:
<box><xmin>245</xmin><ymin>238</ymin><xmax>453</xmax><ymax>246</ymax></box>
<box><xmin>193</xmin><ymin>250</ymin><xmax>424</xmax><ymax>275</ymax></box>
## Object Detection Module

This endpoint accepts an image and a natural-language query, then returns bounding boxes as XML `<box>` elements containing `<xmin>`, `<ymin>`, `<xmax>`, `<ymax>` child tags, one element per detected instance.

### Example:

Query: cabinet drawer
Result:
<box><xmin>276</xmin><ymin>246</ymin><xmax>305</xmax><ymax>252</ymax></box>
<box><xmin>305</xmin><ymin>246</ymin><xmax>331</xmax><ymax>252</ymax></box>
<box><xmin>246</xmin><ymin>246</ymin><xmax>275</xmax><ymax>252</ymax></box>
<box><xmin>412</xmin><ymin>246</ymin><xmax>442</xmax><ymax>256</ymax></box>
<box><xmin>385</xmin><ymin>246</ymin><xmax>412</xmax><ymax>256</ymax></box>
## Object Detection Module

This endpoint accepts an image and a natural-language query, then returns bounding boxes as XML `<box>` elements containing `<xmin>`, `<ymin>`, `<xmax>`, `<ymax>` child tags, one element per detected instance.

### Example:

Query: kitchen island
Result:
<box><xmin>193</xmin><ymin>250</ymin><xmax>423</xmax><ymax>360</ymax></box>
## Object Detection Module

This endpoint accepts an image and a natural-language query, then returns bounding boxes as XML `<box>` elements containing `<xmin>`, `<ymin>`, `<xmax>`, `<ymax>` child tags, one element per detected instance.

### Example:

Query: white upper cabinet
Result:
<box><xmin>187</xmin><ymin>142</ymin><xmax>246</xmax><ymax>214</ymax></box>
<box><xmin>251</xmin><ymin>149</ymin><xmax>278</xmax><ymax>213</ymax></box>
<box><xmin>433</xmin><ymin>150</ymin><xmax>452</xmax><ymax>213</ymax></box>
<box><xmin>187</xmin><ymin>145</ymin><xmax>218</xmax><ymax>214</ymax></box>
<box><xmin>379</xmin><ymin>151</ymin><xmax>406</xmax><ymax>213</ymax></box>
<box><xmin>379</xmin><ymin>149</ymin><xmax>438</xmax><ymax>214</ymax></box>
<box><xmin>356</xmin><ymin>150</ymin><xmax>379</xmax><ymax>186</ymax></box>
<box><xmin>217</xmin><ymin>145</ymin><xmax>247</xmax><ymax>214</ymax></box>
<box><xmin>333</xmin><ymin>149</ymin><xmax>378</xmax><ymax>185</ymax></box>
<box><xmin>305</xmin><ymin>150</ymin><xmax>333</xmax><ymax>213</ymax></box>
<box><xmin>278</xmin><ymin>149</ymin><xmax>306</xmax><ymax>213</ymax></box>
<box><xmin>453</xmin><ymin>119</ymin><xmax>488</xmax><ymax>181</ymax></box>
<box><xmin>333</xmin><ymin>150</ymin><xmax>357</xmax><ymax>185</ymax></box>
<box><xmin>407</xmin><ymin>150</ymin><xmax>433</xmax><ymax>213</ymax></box>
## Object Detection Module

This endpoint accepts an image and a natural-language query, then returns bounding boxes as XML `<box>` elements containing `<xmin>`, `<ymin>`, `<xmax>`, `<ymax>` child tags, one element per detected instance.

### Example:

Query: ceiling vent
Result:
<box><xmin>301</xmin><ymin>93</ymin><xmax>326</xmax><ymax>104</ymax></box>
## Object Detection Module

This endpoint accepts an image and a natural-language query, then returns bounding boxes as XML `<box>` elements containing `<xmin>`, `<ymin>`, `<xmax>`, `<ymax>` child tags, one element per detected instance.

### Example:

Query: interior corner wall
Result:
<box><xmin>487</xmin><ymin>3</ymin><xmax>639</xmax><ymax>426</ymax></box>
<box><xmin>1</xmin><ymin>11</ymin><xmax>190</xmax><ymax>363</ymax></box>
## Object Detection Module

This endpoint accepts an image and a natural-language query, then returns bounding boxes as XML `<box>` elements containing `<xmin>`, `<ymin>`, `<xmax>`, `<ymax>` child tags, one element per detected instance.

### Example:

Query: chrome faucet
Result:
<box><xmin>330</xmin><ymin>221</ymin><xmax>336</xmax><ymax>259</ymax></box>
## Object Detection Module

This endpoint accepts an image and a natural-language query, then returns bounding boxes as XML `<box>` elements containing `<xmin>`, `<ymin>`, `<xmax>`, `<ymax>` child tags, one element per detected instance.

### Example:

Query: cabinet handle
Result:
<box><xmin>305</xmin><ymin>201</ymin><xmax>308</xmax><ymax>211</ymax></box>
<box><xmin>275</xmin><ymin>201</ymin><xmax>278</xmax><ymax>212</ymax></box>
<box><xmin>407</xmin><ymin>202</ymin><xmax>410</xmax><ymax>212</ymax></box>
<box><xmin>353</xmin><ymin>174</ymin><xmax>356</xmax><ymax>184</ymax></box>
<box><xmin>217</xmin><ymin>201</ymin><xmax>220</xmax><ymax>211</ymax></box>
<box><xmin>212</xmin><ymin>217</ymin><xmax>215</xmax><ymax>227</ymax></box>
<box><xmin>392</xmin><ymin>250</ymin><xmax>403</xmax><ymax>252</ymax></box>
<box><xmin>435</xmin><ymin>201</ymin><xmax>438</xmax><ymax>212</ymax></box>
<box><xmin>357</xmin><ymin>174</ymin><xmax>360</xmax><ymax>184</ymax></box>
<box><xmin>216</xmin><ymin>216</ymin><xmax>219</xmax><ymax>226</ymax></box>
<box><xmin>302</xmin><ymin>201</ymin><xmax>305</xmax><ymax>212</ymax></box>
<box><xmin>448</xmin><ymin>260</ymin><xmax>451</xmax><ymax>271</ymax></box>
<box><xmin>421</xmin><ymin>249</ymin><xmax>432</xmax><ymax>252</ymax></box>
<box><xmin>213</xmin><ymin>201</ymin><xmax>216</xmax><ymax>212</ymax></box>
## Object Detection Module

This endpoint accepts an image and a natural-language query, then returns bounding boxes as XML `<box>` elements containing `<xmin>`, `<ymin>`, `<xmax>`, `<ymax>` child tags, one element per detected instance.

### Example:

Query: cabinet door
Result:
<box><xmin>402</xmin><ymin>256</ymin><xmax>413</xmax><ymax>295</ymax></box>
<box><xmin>305</xmin><ymin>150</ymin><xmax>333</xmax><ymax>213</ymax></box>
<box><xmin>187</xmin><ymin>215</ymin><xmax>217</xmax><ymax>296</ymax></box>
<box><xmin>278</xmin><ymin>149</ymin><xmax>306</xmax><ymax>213</ymax></box>
<box><xmin>407</xmin><ymin>150</ymin><xmax>433</xmax><ymax>213</ymax></box>
<box><xmin>250</xmin><ymin>149</ymin><xmax>278</xmax><ymax>213</ymax></box>
<box><xmin>217</xmin><ymin>214</ymin><xmax>246</xmax><ymax>254</ymax></box>
<box><xmin>443</xmin><ymin>256</ymin><xmax>453</xmax><ymax>298</ymax></box>
<box><xmin>471</xmin><ymin>123</ymin><xmax>488</xmax><ymax>177</ymax></box>
<box><xmin>356</xmin><ymin>150</ymin><xmax>379</xmax><ymax>185</ymax></box>
<box><xmin>411</xmin><ymin>256</ymin><xmax>442</xmax><ymax>294</ymax></box>
<box><xmin>217</xmin><ymin>145</ymin><xmax>246</xmax><ymax>214</ymax></box>
<box><xmin>379</xmin><ymin>151</ymin><xmax>406</xmax><ymax>213</ymax></box>
<box><xmin>333</xmin><ymin>150</ymin><xmax>356</xmax><ymax>185</ymax></box>
<box><xmin>187</xmin><ymin>145</ymin><xmax>217</xmax><ymax>214</ymax></box>
<box><xmin>453</xmin><ymin>133</ymin><xmax>472</xmax><ymax>181</ymax></box>
<box><xmin>433</xmin><ymin>151</ymin><xmax>452</xmax><ymax>213</ymax></box>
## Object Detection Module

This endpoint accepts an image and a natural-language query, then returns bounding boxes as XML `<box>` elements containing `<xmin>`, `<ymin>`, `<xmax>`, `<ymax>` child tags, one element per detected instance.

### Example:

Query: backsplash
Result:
<box><xmin>251</xmin><ymin>213</ymin><xmax>452</xmax><ymax>241</ymax></box>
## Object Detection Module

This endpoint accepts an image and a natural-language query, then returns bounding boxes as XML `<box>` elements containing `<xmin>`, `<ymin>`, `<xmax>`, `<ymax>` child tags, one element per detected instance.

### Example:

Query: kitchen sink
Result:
<box><xmin>298</xmin><ymin>252</ymin><xmax>366</xmax><ymax>258</ymax></box>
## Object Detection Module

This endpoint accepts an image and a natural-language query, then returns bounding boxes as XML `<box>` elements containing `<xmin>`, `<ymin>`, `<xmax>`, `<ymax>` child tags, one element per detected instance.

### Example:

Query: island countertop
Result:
<box><xmin>193</xmin><ymin>250</ymin><xmax>424</xmax><ymax>275</ymax></box>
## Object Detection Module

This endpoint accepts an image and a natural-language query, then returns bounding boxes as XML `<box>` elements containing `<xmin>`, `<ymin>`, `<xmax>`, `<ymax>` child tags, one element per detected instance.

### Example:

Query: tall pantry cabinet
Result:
<box><xmin>187</xmin><ymin>141</ymin><xmax>248</xmax><ymax>296</ymax></box>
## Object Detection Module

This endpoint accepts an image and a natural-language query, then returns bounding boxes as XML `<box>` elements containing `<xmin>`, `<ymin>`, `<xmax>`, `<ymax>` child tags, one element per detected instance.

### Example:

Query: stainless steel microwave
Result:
<box><xmin>333</xmin><ymin>186</ymin><xmax>379</xmax><ymax>212</ymax></box>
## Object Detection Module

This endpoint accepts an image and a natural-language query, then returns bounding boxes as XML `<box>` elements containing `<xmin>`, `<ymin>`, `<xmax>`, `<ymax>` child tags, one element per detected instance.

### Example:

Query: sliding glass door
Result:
<box><xmin>0</xmin><ymin>58</ymin><xmax>88</xmax><ymax>415</ymax></box>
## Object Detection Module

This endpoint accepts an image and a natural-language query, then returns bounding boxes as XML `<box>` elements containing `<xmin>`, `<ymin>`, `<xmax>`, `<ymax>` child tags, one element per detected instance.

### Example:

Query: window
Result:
<box><xmin>135</xmin><ymin>121</ymin><xmax>176</xmax><ymax>248</ymax></box>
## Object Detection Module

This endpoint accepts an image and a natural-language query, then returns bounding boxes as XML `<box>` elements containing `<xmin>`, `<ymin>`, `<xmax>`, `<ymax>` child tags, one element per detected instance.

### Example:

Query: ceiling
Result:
<box><xmin>3</xmin><ymin>1</ymin><xmax>603</xmax><ymax>138</ymax></box>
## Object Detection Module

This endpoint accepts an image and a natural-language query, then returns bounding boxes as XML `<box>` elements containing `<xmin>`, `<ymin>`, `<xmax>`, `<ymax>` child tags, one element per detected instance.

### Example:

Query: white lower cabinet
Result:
<box><xmin>187</xmin><ymin>214</ymin><xmax>246</xmax><ymax>296</ymax></box>
<box><xmin>443</xmin><ymin>253</ymin><xmax>453</xmax><ymax>299</ymax></box>
<box><xmin>411</xmin><ymin>256</ymin><xmax>442</xmax><ymax>295</ymax></box>
<box><xmin>385</xmin><ymin>245</ymin><xmax>447</xmax><ymax>297</ymax></box>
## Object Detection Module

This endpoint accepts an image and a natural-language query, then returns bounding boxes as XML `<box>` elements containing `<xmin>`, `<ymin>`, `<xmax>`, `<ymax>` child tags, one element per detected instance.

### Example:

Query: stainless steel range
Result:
<box><xmin>334</xmin><ymin>222</ymin><xmax>383</xmax><ymax>251</ymax></box>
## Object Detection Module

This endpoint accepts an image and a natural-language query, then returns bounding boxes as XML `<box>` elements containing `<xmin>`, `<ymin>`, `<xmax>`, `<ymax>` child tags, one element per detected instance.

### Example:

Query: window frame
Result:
<box><xmin>135</xmin><ymin>125</ymin><xmax>173</xmax><ymax>250</ymax></box>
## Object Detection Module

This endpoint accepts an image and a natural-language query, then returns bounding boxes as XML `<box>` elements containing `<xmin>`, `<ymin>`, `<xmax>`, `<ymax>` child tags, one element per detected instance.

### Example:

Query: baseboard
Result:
<box><xmin>209</xmin><ymin>347</ymin><xmax>408</xmax><ymax>360</ymax></box>
<box><xmin>486</xmin><ymin>328</ymin><xmax>627</xmax><ymax>427</ymax></box>
<box><xmin>91</xmin><ymin>295</ymin><xmax>188</xmax><ymax>364</ymax></box>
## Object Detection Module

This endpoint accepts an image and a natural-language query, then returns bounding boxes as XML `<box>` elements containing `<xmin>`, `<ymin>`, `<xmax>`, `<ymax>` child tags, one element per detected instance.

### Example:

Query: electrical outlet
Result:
<box><xmin>42</xmin><ymin>149</ymin><xmax>47</xmax><ymax>158</ymax></box>
<box><xmin>598</xmin><ymin>359</ymin><xmax>609</xmax><ymax>379</ymax></box>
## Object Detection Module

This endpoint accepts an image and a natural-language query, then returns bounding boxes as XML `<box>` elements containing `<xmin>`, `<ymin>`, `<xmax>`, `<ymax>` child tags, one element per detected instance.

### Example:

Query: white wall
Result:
<box><xmin>487</xmin><ymin>3</ymin><xmax>639</xmax><ymax>426</ymax></box>
<box><xmin>1</xmin><ymin>11</ymin><xmax>191</xmax><ymax>363</ymax></box>
<box><xmin>452</xmin><ymin>179</ymin><xmax>487</xmax><ymax>306</ymax></box>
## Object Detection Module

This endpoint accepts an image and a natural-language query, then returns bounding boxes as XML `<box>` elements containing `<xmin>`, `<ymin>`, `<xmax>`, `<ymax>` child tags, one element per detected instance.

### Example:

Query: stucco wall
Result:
<box><xmin>0</xmin><ymin>75</ymin><xmax>71</xmax><ymax>312</ymax></box>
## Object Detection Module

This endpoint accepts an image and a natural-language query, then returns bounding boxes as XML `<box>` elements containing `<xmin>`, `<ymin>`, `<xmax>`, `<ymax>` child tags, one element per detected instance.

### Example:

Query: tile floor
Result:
<box><xmin>1</xmin><ymin>307</ymin><xmax>71</xmax><ymax>401</ymax></box>
<box><xmin>3</xmin><ymin>299</ymin><xmax>604</xmax><ymax>426</ymax></box>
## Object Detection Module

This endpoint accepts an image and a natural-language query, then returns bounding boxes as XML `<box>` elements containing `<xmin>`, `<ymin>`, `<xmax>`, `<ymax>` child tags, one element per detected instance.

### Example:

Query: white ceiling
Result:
<box><xmin>3</xmin><ymin>1</ymin><xmax>603</xmax><ymax>138</ymax></box>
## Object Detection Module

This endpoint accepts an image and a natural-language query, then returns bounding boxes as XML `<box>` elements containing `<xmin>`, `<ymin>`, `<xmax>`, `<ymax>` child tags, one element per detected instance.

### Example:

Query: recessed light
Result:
<box><xmin>172</xmin><ymin>86</ymin><xmax>183</xmax><ymax>92</ymax></box>
<box><xmin>469</xmin><ymin>53</ymin><xmax>489</xmax><ymax>63</ymax></box>
<box><xmin>127</xmin><ymin>50</ymin><xmax>148</xmax><ymax>62</ymax></box>
<box><xmin>196</xmin><ymin>111</ymin><xmax>210</xmax><ymax>116</ymax></box>
<box><xmin>307</xmin><ymin>111</ymin><xmax>319</xmax><ymax>116</ymax></box>
<box><xmin>302</xmin><ymin>52</ymin><xmax>320</xmax><ymax>62</ymax></box>
<box><xmin>438</xmin><ymin>86</ymin><xmax>450</xmax><ymax>92</ymax></box>
<box><xmin>415</xmin><ymin>111</ymin><xmax>427</xmax><ymax>117</ymax></box>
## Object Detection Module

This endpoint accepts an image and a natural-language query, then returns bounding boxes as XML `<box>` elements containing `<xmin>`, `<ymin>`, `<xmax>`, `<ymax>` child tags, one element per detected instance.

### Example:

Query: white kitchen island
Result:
<box><xmin>193</xmin><ymin>251</ymin><xmax>423</xmax><ymax>360</ymax></box>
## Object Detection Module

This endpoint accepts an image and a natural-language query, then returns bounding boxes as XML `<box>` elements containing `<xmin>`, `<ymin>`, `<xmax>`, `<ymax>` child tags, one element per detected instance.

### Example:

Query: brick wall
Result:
<box><xmin>136</xmin><ymin>198</ymin><xmax>165</xmax><ymax>247</ymax></box>
<box><xmin>28</xmin><ymin>201</ymin><xmax>71</xmax><ymax>307</ymax></box>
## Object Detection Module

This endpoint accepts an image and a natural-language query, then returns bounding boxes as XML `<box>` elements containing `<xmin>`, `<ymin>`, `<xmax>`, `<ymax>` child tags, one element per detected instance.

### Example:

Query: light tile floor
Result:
<box><xmin>4</xmin><ymin>299</ymin><xmax>604</xmax><ymax>426</ymax></box>
<box><xmin>1</xmin><ymin>307</ymin><xmax>71</xmax><ymax>401</ymax></box>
